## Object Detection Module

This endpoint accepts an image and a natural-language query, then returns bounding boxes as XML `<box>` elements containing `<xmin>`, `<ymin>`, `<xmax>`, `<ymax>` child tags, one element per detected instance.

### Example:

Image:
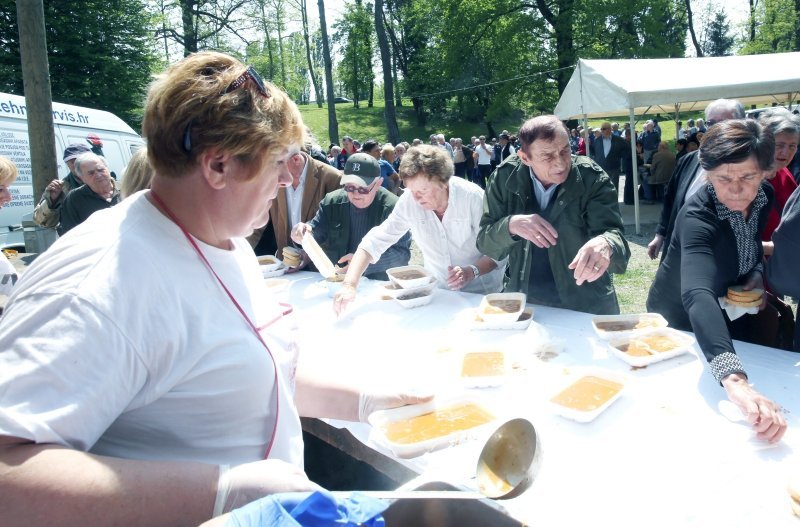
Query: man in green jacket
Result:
<box><xmin>292</xmin><ymin>153</ymin><xmax>410</xmax><ymax>280</ymax></box>
<box><xmin>477</xmin><ymin>115</ymin><xmax>630</xmax><ymax>315</ymax></box>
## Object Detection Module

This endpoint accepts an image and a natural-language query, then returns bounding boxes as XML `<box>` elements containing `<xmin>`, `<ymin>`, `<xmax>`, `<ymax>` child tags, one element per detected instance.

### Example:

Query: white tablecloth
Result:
<box><xmin>274</xmin><ymin>272</ymin><xmax>800</xmax><ymax>526</ymax></box>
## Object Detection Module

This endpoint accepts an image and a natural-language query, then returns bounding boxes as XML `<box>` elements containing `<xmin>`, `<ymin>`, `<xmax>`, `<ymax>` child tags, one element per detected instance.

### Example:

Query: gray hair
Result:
<box><xmin>398</xmin><ymin>144</ymin><xmax>453</xmax><ymax>184</ymax></box>
<box><xmin>74</xmin><ymin>152</ymin><xmax>107</xmax><ymax>177</ymax></box>
<box><xmin>758</xmin><ymin>107</ymin><xmax>800</xmax><ymax>139</ymax></box>
<box><xmin>705</xmin><ymin>99</ymin><xmax>745</xmax><ymax>120</ymax></box>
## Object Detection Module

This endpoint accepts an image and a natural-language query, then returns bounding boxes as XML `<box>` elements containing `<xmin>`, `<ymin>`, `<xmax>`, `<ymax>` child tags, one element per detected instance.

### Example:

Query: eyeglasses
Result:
<box><xmin>344</xmin><ymin>184</ymin><xmax>372</xmax><ymax>195</ymax></box>
<box><xmin>183</xmin><ymin>66</ymin><xmax>270</xmax><ymax>153</ymax></box>
<box><xmin>601</xmin><ymin>127</ymin><xmax>610</xmax><ymax>131</ymax></box>
<box><xmin>705</xmin><ymin>119</ymin><xmax>717</xmax><ymax>127</ymax></box>
<box><xmin>224</xmin><ymin>65</ymin><xmax>270</xmax><ymax>98</ymax></box>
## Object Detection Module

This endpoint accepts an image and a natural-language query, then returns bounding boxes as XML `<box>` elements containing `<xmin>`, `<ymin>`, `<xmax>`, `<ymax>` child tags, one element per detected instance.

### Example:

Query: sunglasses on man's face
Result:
<box><xmin>344</xmin><ymin>184</ymin><xmax>372</xmax><ymax>195</ymax></box>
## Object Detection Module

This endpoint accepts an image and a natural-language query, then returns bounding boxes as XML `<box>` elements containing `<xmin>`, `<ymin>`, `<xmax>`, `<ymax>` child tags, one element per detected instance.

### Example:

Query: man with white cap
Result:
<box><xmin>33</xmin><ymin>143</ymin><xmax>92</xmax><ymax>228</ymax></box>
<box><xmin>58</xmin><ymin>152</ymin><xmax>121</xmax><ymax>235</ymax></box>
<box><xmin>291</xmin><ymin>153</ymin><xmax>410</xmax><ymax>279</ymax></box>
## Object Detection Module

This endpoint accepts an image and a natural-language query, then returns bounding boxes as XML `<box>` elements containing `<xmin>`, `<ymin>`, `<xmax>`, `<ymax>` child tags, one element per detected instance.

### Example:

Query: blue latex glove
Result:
<box><xmin>225</xmin><ymin>490</ymin><xmax>388</xmax><ymax>527</ymax></box>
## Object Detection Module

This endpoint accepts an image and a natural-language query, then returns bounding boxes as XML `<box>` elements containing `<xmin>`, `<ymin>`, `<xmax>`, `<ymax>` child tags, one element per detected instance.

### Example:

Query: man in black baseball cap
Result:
<box><xmin>290</xmin><ymin>152</ymin><xmax>411</xmax><ymax>279</ymax></box>
<box><xmin>32</xmin><ymin>144</ymin><xmax>92</xmax><ymax>228</ymax></box>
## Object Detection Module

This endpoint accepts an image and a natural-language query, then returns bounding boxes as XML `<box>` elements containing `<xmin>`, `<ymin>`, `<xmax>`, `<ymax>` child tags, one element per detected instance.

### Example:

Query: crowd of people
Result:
<box><xmin>0</xmin><ymin>50</ymin><xmax>797</xmax><ymax>525</ymax></box>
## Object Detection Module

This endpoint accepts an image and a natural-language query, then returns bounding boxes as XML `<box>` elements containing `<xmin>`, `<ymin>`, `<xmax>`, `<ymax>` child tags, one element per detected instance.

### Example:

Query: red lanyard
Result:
<box><xmin>149</xmin><ymin>190</ymin><xmax>281</xmax><ymax>460</ymax></box>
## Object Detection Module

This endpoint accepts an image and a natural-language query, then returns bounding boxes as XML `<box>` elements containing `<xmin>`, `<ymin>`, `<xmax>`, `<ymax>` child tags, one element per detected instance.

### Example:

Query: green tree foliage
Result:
<box><xmin>245</xmin><ymin>32</ymin><xmax>311</xmax><ymax>104</ymax></box>
<box><xmin>333</xmin><ymin>0</ymin><xmax>374</xmax><ymax>107</ymax></box>
<box><xmin>701</xmin><ymin>11</ymin><xmax>734</xmax><ymax>56</ymax></box>
<box><xmin>157</xmin><ymin>0</ymin><xmax>248</xmax><ymax>57</ymax></box>
<box><xmin>741</xmin><ymin>0</ymin><xmax>798</xmax><ymax>54</ymax></box>
<box><xmin>0</xmin><ymin>0</ymin><xmax>158</xmax><ymax>128</ymax></box>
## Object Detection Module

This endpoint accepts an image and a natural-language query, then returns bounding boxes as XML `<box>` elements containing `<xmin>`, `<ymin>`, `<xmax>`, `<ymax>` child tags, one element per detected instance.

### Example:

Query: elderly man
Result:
<box><xmin>477</xmin><ymin>115</ymin><xmax>630</xmax><ymax>315</ymax></box>
<box><xmin>58</xmin><ymin>153</ymin><xmax>120</xmax><ymax>235</ymax></box>
<box><xmin>32</xmin><ymin>143</ymin><xmax>92</xmax><ymax>228</ymax></box>
<box><xmin>639</xmin><ymin>120</ymin><xmax>661</xmax><ymax>162</ymax></box>
<box><xmin>646</xmin><ymin>99</ymin><xmax>745</xmax><ymax>261</ymax></box>
<box><xmin>591</xmin><ymin>121</ymin><xmax>629</xmax><ymax>192</ymax></box>
<box><xmin>648</xmin><ymin>141</ymin><xmax>676</xmax><ymax>199</ymax></box>
<box><xmin>291</xmin><ymin>153</ymin><xmax>411</xmax><ymax>280</ymax></box>
<box><xmin>249</xmin><ymin>149</ymin><xmax>341</xmax><ymax>258</ymax></box>
<box><xmin>436</xmin><ymin>133</ymin><xmax>454</xmax><ymax>158</ymax></box>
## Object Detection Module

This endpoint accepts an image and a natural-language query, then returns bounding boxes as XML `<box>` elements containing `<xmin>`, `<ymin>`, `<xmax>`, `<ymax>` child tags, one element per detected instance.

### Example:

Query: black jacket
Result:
<box><xmin>766</xmin><ymin>185</ymin><xmax>800</xmax><ymax>350</ymax></box>
<box><xmin>656</xmin><ymin>151</ymin><xmax>702</xmax><ymax>261</ymax></box>
<box><xmin>647</xmin><ymin>182</ymin><xmax>774</xmax><ymax>367</ymax></box>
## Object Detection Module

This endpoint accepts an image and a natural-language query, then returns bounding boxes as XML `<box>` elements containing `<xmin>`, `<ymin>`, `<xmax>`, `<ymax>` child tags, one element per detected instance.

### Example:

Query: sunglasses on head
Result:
<box><xmin>344</xmin><ymin>184</ymin><xmax>372</xmax><ymax>195</ymax></box>
<box><xmin>224</xmin><ymin>65</ymin><xmax>270</xmax><ymax>98</ymax></box>
<box><xmin>183</xmin><ymin>66</ymin><xmax>271</xmax><ymax>153</ymax></box>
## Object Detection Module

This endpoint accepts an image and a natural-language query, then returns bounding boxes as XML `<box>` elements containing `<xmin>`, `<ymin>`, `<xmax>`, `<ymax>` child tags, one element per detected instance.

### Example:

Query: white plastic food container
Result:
<box><xmin>367</xmin><ymin>394</ymin><xmax>498</xmax><ymax>458</ymax></box>
<box><xmin>381</xmin><ymin>277</ymin><xmax>437</xmax><ymax>299</ymax></box>
<box><xmin>387</xmin><ymin>265</ymin><xmax>431</xmax><ymax>289</ymax></box>
<box><xmin>591</xmin><ymin>313</ymin><xmax>668</xmax><ymax>341</ymax></box>
<box><xmin>478</xmin><ymin>293</ymin><xmax>526</xmax><ymax>325</ymax></box>
<box><xmin>548</xmin><ymin>368</ymin><xmax>627</xmax><ymax>423</ymax></box>
<box><xmin>257</xmin><ymin>255</ymin><xmax>283</xmax><ymax>272</ymax></box>
<box><xmin>606</xmin><ymin>327</ymin><xmax>696</xmax><ymax>368</ymax></box>
<box><xmin>394</xmin><ymin>288</ymin><xmax>435</xmax><ymax>309</ymax></box>
<box><xmin>460</xmin><ymin>349</ymin><xmax>510</xmax><ymax>388</ymax></box>
<box><xmin>471</xmin><ymin>307</ymin><xmax>534</xmax><ymax>331</ymax></box>
<box><xmin>261</xmin><ymin>265</ymin><xmax>286</xmax><ymax>278</ymax></box>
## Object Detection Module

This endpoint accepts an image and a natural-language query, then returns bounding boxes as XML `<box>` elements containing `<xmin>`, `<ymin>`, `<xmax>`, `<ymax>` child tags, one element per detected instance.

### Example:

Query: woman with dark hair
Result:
<box><xmin>646</xmin><ymin>119</ymin><xmax>786</xmax><ymax>444</ymax></box>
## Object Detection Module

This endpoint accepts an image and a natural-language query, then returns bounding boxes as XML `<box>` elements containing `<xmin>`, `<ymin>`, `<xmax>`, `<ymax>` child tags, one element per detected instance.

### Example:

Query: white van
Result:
<box><xmin>0</xmin><ymin>92</ymin><xmax>145</xmax><ymax>249</ymax></box>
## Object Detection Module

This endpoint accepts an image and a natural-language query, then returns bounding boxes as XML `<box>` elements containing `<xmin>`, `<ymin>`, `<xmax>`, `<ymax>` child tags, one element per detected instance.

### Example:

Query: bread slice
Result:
<box><xmin>725</xmin><ymin>296</ymin><xmax>763</xmax><ymax>308</ymax></box>
<box><xmin>726</xmin><ymin>286</ymin><xmax>764</xmax><ymax>301</ymax></box>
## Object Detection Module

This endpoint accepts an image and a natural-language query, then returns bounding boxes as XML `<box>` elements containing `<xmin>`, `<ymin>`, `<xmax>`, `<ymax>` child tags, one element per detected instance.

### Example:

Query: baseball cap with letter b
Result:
<box><xmin>341</xmin><ymin>152</ymin><xmax>380</xmax><ymax>187</ymax></box>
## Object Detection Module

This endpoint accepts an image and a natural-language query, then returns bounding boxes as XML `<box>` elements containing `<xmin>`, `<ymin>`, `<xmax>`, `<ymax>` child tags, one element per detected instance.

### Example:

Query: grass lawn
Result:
<box><xmin>300</xmin><ymin>99</ymin><xmax>528</xmax><ymax>146</ymax></box>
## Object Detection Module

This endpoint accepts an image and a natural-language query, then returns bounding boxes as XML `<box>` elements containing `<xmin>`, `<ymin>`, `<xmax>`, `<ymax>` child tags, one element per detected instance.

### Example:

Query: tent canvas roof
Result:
<box><xmin>554</xmin><ymin>52</ymin><xmax>800</xmax><ymax>119</ymax></box>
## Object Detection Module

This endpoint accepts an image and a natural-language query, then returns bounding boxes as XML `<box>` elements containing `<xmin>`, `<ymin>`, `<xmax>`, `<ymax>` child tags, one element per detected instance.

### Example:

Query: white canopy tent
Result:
<box><xmin>553</xmin><ymin>52</ymin><xmax>800</xmax><ymax>233</ymax></box>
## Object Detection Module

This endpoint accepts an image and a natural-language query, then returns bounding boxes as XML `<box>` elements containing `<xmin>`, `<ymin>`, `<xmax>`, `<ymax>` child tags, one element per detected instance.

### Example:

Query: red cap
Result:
<box><xmin>86</xmin><ymin>133</ymin><xmax>103</xmax><ymax>147</ymax></box>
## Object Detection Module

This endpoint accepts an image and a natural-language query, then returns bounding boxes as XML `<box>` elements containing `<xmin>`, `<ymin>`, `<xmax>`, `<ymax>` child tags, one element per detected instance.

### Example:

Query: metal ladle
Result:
<box><xmin>339</xmin><ymin>418</ymin><xmax>542</xmax><ymax>501</ymax></box>
<box><xmin>475</xmin><ymin>417</ymin><xmax>542</xmax><ymax>499</ymax></box>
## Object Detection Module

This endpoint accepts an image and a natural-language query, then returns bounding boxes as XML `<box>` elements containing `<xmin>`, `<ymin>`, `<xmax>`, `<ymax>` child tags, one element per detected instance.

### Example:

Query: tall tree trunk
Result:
<box><xmin>795</xmin><ymin>0</ymin><xmax>800</xmax><ymax>49</ymax></box>
<box><xmin>276</xmin><ymin>9</ymin><xmax>287</xmax><ymax>87</ymax></box>
<box><xmin>535</xmin><ymin>0</ymin><xmax>576</xmax><ymax>94</ymax></box>
<box><xmin>160</xmin><ymin>1</ymin><xmax>170</xmax><ymax>61</ymax></box>
<box><xmin>390</xmin><ymin>36</ymin><xmax>401</xmax><ymax>107</ymax></box>
<box><xmin>749</xmin><ymin>0</ymin><xmax>757</xmax><ymax>41</ymax></box>
<box><xmin>180</xmin><ymin>0</ymin><xmax>197</xmax><ymax>56</ymax></box>
<box><xmin>412</xmin><ymin>97</ymin><xmax>426</xmax><ymax>126</ymax></box>
<box><xmin>300</xmin><ymin>0</ymin><xmax>323</xmax><ymax>107</ymax></box>
<box><xmin>366</xmin><ymin>50</ymin><xmax>374</xmax><ymax>107</ymax></box>
<box><xmin>685</xmin><ymin>0</ymin><xmax>704</xmax><ymax>56</ymax></box>
<box><xmin>317</xmin><ymin>0</ymin><xmax>339</xmax><ymax>145</ymax></box>
<box><xmin>259</xmin><ymin>2</ymin><xmax>276</xmax><ymax>80</ymax></box>
<box><xmin>351</xmin><ymin>32</ymin><xmax>360</xmax><ymax>108</ymax></box>
<box><xmin>375</xmin><ymin>0</ymin><xmax>401</xmax><ymax>144</ymax></box>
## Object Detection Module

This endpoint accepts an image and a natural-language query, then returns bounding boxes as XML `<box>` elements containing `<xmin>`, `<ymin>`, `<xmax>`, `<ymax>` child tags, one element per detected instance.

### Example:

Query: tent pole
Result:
<box><xmin>629</xmin><ymin>107</ymin><xmax>639</xmax><ymax>235</ymax></box>
<box><xmin>674</xmin><ymin>103</ymin><xmax>681</xmax><ymax>140</ymax></box>
<box><xmin>582</xmin><ymin>114</ymin><xmax>588</xmax><ymax>145</ymax></box>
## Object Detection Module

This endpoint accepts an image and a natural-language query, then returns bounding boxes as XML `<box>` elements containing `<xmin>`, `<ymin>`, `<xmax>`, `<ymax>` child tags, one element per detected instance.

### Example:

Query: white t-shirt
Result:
<box><xmin>359</xmin><ymin>176</ymin><xmax>505</xmax><ymax>294</ymax></box>
<box><xmin>0</xmin><ymin>251</ymin><xmax>16</xmax><ymax>295</ymax></box>
<box><xmin>475</xmin><ymin>143</ymin><xmax>494</xmax><ymax>165</ymax></box>
<box><xmin>0</xmin><ymin>191</ymin><xmax>303</xmax><ymax>467</ymax></box>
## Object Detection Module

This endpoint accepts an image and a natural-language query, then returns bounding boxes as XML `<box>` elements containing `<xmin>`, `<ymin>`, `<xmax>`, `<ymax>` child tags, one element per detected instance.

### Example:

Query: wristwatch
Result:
<box><xmin>468</xmin><ymin>264</ymin><xmax>480</xmax><ymax>278</ymax></box>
